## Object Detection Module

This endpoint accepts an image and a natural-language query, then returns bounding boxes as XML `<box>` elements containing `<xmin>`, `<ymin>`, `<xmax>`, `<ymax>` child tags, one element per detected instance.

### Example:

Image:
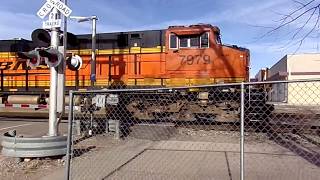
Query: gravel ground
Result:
<box><xmin>0</xmin><ymin>156</ymin><xmax>64</xmax><ymax>180</ymax></box>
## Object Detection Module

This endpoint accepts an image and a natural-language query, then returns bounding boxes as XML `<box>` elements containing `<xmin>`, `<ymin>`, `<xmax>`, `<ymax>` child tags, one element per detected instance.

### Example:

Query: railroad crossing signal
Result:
<box><xmin>17</xmin><ymin>48</ymin><xmax>63</xmax><ymax>69</ymax></box>
<box><xmin>17</xmin><ymin>50</ymin><xmax>41</xmax><ymax>69</ymax></box>
<box><xmin>39</xmin><ymin>48</ymin><xmax>63</xmax><ymax>67</ymax></box>
<box><xmin>36</xmin><ymin>0</ymin><xmax>73</xmax><ymax>136</ymax></box>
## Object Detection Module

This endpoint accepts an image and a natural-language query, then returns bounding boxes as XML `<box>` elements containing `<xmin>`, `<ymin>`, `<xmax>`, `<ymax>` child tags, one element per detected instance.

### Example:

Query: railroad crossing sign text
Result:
<box><xmin>47</xmin><ymin>0</ymin><xmax>72</xmax><ymax>17</ymax></box>
<box><xmin>37</xmin><ymin>0</ymin><xmax>72</xmax><ymax>19</ymax></box>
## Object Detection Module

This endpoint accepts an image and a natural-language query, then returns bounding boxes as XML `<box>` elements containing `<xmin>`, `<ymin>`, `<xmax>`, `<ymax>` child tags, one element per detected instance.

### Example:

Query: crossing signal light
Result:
<box><xmin>17</xmin><ymin>50</ymin><xmax>41</xmax><ymax>69</ymax></box>
<box><xmin>38</xmin><ymin>48</ymin><xmax>63</xmax><ymax>68</ymax></box>
<box><xmin>31</xmin><ymin>29</ymin><xmax>51</xmax><ymax>47</ymax></box>
<box><xmin>66</xmin><ymin>54</ymin><xmax>83</xmax><ymax>71</ymax></box>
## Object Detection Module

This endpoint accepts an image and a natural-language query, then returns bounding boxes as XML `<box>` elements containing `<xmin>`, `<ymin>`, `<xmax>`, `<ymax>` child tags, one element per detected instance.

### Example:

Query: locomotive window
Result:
<box><xmin>131</xmin><ymin>33</ymin><xmax>141</xmax><ymax>39</ymax></box>
<box><xmin>179</xmin><ymin>35</ymin><xmax>201</xmax><ymax>48</ymax></box>
<box><xmin>200</xmin><ymin>32</ymin><xmax>209</xmax><ymax>48</ymax></box>
<box><xmin>179</xmin><ymin>36</ymin><xmax>189</xmax><ymax>48</ymax></box>
<box><xmin>169</xmin><ymin>34</ymin><xmax>178</xmax><ymax>49</ymax></box>
<box><xmin>190</xmin><ymin>35</ymin><xmax>200</xmax><ymax>47</ymax></box>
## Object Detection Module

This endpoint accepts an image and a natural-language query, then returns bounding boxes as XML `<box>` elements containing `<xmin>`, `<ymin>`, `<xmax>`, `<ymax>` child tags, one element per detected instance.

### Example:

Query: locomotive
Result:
<box><xmin>0</xmin><ymin>24</ymin><xmax>249</xmax><ymax>90</ymax></box>
<box><xmin>0</xmin><ymin>24</ymin><xmax>263</xmax><ymax>123</ymax></box>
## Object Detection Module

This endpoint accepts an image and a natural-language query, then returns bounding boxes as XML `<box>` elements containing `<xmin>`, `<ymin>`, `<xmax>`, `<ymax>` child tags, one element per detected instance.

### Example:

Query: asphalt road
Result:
<box><xmin>0</xmin><ymin>117</ymin><xmax>68</xmax><ymax>137</ymax></box>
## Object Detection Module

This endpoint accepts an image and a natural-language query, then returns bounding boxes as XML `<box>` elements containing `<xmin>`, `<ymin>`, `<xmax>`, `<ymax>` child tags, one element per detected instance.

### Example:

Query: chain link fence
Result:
<box><xmin>65</xmin><ymin>79</ymin><xmax>320</xmax><ymax>180</ymax></box>
<box><xmin>243</xmin><ymin>80</ymin><xmax>320</xmax><ymax>180</ymax></box>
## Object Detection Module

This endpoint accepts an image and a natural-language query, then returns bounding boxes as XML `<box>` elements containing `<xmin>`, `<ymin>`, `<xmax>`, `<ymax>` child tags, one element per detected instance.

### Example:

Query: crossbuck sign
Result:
<box><xmin>37</xmin><ymin>0</ymin><xmax>72</xmax><ymax>19</ymax></box>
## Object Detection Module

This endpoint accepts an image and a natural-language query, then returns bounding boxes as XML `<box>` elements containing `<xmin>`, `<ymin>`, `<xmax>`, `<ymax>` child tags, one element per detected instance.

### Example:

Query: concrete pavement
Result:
<box><xmin>43</xmin><ymin>138</ymin><xmax>320</xmax><ymax>180</ymax></box>
<box><xmin>1</xmin><ymin>118</ymin><xmax>318</xmax><ymax>180</ymax></box>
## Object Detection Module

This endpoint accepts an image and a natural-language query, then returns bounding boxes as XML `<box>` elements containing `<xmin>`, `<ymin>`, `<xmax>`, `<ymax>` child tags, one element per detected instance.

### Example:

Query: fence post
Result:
<box><xmin>65</xmin><ymin>90</ymin><xmax>74</xmax><ymax>180</ymax></box>
<box><xmin>240</xmin><ymin>82</ymin><xmax>245</xmax><ymax>180</ymax></box>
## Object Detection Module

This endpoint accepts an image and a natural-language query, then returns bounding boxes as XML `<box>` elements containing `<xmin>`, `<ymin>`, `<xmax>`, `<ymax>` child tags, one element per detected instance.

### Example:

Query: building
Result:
<box><xmin>267</xmin><ymin>53</ymin><xmax>320</xmax><ymax>105</ymax></box>
<box><xmin>254</xmin><ymin>68</ymin><xmax>268</xmax><ymax>82</ymax></box>
<box><xmin>268</xmin><ymin>53</ymin><xmax>320</xmax><ymax>81</ymax></box>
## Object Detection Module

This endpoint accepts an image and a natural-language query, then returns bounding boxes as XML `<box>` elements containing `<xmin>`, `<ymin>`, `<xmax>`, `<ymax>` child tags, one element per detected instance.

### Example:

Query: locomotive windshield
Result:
<box><xmin>170</xmin><ymin>32</ymin><xmax>210</xmax><ymax>49</ymax></box>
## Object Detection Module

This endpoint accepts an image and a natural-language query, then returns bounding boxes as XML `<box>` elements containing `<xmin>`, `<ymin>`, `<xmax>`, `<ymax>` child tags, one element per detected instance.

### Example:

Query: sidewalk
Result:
<box><xmin>43</xmin><ymin>139</ymin><xmax>320</xmax><ymax>180</ymax></box>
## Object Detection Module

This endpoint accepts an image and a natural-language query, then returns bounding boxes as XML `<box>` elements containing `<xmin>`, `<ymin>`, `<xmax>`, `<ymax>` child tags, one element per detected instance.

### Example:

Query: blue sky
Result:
<box><xmin>0</xmin><ymin>0</ymin><xmax>319</xmax><ymax>76</ymax></box>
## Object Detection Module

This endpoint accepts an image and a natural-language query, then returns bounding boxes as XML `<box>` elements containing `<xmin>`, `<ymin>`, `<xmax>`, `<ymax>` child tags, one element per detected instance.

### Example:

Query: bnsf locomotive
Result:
<box><xmin>0</xmin><ymin>24</ymin><xmax>249</xmax><ymax>89</ymax></box>
<box><xmin>0</xmin><ymin>24</ymin><xmax>261</xmax><ymax>122</ymax></box>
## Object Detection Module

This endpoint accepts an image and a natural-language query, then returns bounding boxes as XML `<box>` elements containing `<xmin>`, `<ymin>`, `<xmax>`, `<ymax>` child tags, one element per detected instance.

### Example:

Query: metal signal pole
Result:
<box><xmin>91</xmin><ymin>16</ymin><xmax>97</xmax><ymax>87</ymax></box>
<box><xmin>48</xmin><ymin>7</ymin><xmax>60</xmax><ymax>136</ymax></box>
<box><xmin>70</xmin><ymin>15</ymin><xmax>97</xmax><ymax>87</ymax></box>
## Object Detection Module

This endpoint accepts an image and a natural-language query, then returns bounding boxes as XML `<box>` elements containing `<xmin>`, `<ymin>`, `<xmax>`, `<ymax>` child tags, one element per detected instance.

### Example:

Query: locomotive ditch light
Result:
<box><xmin>17</xmin><ymin>50</ymin><xmax>41</xmax><ymax>69</ymax></box>
<box><xmin>38</xmin><ymin>48</ymin><xmax>63</xmax><ymax>68</ymax></box>
<box><xmin>66</xmin><ymin>54</ymin><xmax>83</xmax><ymax>71</ymax></box>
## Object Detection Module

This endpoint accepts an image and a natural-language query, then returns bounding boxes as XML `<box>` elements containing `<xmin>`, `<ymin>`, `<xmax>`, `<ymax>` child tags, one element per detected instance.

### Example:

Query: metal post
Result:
<box><xmin>90</xmin><ymin>16</ymin><xmax>97</xmax><ymax>87</ymax></box>
<box><xmin>63</xmin><ymin>0</ymin><xmax>68</xmax><ymax>57</ymax></box>
<box><xmin>57</xmin><ymin>0</ymin><xmax>67</xmax><ymax>119</ymax></box>
<box><xmin>48</xmin><ymin>7</ymin><xmax>60</xmax><ymax>137</ymax></box>
<box><xmin>25</xmin><ymin>69</ymin><xmax>29</xmax><ymax>91</ymax></box>
<box><xmin>65</xmin><ymin>90</ymin><xmax>74</xmax><ymax>180</ymax></box>
<box><xmin>75</xmin><ymin>70</ymin><xmax>79</xmax><ymax>89</ymax></box>
<box><xmin>1</xmin><ymin>69</ymin><xmax>4</xmax><ymax>91</ymax></box>
<box><xmin>240</xmin><ymin>82</ymin><xmax>245</xmax><ymax>180</ymax></box>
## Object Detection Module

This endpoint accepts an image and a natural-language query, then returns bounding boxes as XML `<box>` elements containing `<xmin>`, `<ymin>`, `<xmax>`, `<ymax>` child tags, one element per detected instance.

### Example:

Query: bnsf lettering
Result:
<box><xmin>0</xmin><ymin>61</ymin><xmax>49</xmax><ymax>70</ymax></box>
<box><xmin>180</xmin><ymin>55</ymin><xmax>211</xmax><ymax>65</ymax></box>
<box><xmin>0</xmin><ymin>62</ymin><xmax>13</xmax><ymax>70</ymax></box>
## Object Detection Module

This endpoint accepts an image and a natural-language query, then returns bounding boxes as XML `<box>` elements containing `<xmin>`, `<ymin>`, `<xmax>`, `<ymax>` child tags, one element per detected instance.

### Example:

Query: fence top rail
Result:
<box><xmin>244</xmin><ymin>78</ymin><xmax>320</xmax><ymax>85</ymax></box>
<box><xmin>71</xmin><ymin>78</ymin><xmax>320</xmax><ymax>94</ymax></box>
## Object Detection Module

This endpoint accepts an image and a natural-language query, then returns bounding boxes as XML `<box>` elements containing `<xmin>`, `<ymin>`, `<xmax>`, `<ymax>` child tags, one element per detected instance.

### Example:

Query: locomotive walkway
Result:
<box><xmin>43</xmin><ymin>138</ymin><xmax>320</xmax><ymax>180</ymax></box>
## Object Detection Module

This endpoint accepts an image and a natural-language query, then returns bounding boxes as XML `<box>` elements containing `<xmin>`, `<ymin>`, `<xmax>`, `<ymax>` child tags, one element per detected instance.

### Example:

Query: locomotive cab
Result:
<box><xmin>165</xmin><ymin>24</ymin><xmax>249</xmax><ymax>84</ymax></box>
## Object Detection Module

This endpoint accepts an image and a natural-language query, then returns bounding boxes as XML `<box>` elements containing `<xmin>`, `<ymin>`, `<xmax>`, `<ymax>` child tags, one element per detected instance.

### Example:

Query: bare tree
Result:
<box><xmin>261</xmin><ymin>0</ymin><xmax>320</xmax><ymax>51</ymax></box>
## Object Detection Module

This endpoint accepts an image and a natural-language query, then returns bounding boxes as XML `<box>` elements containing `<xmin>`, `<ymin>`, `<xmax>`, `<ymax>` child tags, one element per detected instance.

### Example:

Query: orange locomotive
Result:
<box><xmin>0</xmin><ymin>24</ymin><xmax>249</xmax><ymax>91</ymax></box>
<box><xmin>0</xmin><ymin>24</ymin><xmax>264</xmax><ymax>123</ymax></box>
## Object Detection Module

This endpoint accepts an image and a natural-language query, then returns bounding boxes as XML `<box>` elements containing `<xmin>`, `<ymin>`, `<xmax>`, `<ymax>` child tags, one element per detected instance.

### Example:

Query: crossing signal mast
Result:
<box><xmin>36</xmin><ymin>0</ymin><xmax>73</xmax><ymax>137</ymax></box>
<box><xmin>0</xmin><ymin>0</ymin><xmax>83</xmax><ymax>159</ymax></box>
<box><xmin>17</xmin><ymin>0</ymin><xmax>82</xmax><ymax>138</ymax></box>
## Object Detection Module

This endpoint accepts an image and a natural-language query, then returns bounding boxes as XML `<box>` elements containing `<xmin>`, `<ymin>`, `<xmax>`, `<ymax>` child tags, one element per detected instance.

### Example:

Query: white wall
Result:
<box><xmin>287</xmin><ymin>54</ymin><xmax>320</xmax><ymax>78</ymax></box>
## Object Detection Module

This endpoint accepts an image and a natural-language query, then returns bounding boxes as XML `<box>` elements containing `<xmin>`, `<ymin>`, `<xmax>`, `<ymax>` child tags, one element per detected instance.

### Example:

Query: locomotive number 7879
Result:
<box><xmin>179</xmin><ymin>55</ymin><xmax>211</xmax><ymax>65</ymax></box>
